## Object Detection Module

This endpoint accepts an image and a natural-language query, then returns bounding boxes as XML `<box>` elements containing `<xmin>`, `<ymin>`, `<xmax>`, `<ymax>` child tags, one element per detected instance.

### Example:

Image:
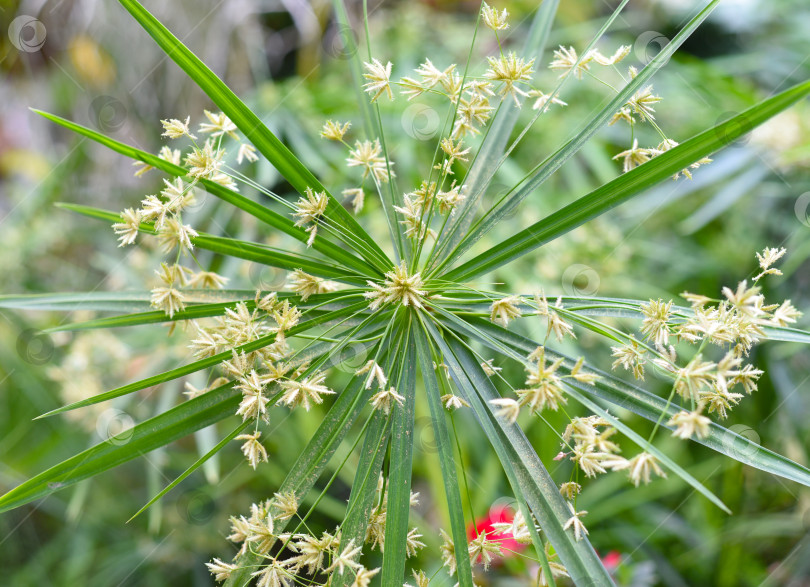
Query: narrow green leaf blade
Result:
<box><xmin>42</xmin><ymin>293</ymin><xmax>363</xmax><ymax>332</ymax></box>
<box><xmin>331</xmin><ymin>412</ymin><xmax>390</xmax><ymax>587</ymax></box>
<box><xmin>413</xmin><ymin>319</ymin><xmax>475</xmax><ymax>586</ymax></box>
<box><xmin>445</xmin><ymin>79</ymin><xmax>810</xmax><ymax>282</ymax></box>
<box><xmin>0</xmin><ymin>383</ymin><xmax>239</xmax><ymax>513</ymax></box>
<box><xmin>34</xmin><ymin>109</ymin><xmax>379</xmax><ymax>277</ymax></box>
<box><xmin>0</xmin><ymin>291</ymin><xmax>153</xmax><ymax>313</ymax></box>
<box><xmin>127</xmin><ymin>421</ymin><xmax>249</xmax><ymax>523</ymax></box>
<box><xmin>116</xmin><ymin>0</ymin><xmax>390</xmax><ymax>271</ymax></box>
<box><xmin>381</xmin><ymin>325</ymin><xmax>417</xmax><ymax>585</ymax></box>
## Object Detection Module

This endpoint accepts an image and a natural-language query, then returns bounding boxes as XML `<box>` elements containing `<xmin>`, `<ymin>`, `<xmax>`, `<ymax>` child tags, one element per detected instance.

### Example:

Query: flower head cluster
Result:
<box><xmin>612</xmin><ymin>248</ymin><xmax>798</xmax><ymax>432</ymax></box>
<box><xmin>288</xmin><ymin>269</ymin><xmax>338</xmax><ymax>302</ymax></box>
<box><xmin>364</xmin><ymin>262</ymin><xmax>428</xmax><ymax>310</ymax></box>
<box><xmin>213</xmin><ymin>477</ymin><xmax>424</xmax><ymax>584</ymax></box>
<box><xmin>549</xmin><ymin>45</ymin><xmax>630</xmax><ymax>79</ymax></box>
<box><xmin>563</xmin><ymin>415</ymin><xmax>625</xmax><ymax>478</ymax></box>
<box><xmin>293</xmin><ymin>187</ymin><xmax>329</xmax><ymax>247</ymax></box>
<box><xmin>490</xmin><ymin>347</ymin><xmax>600</xmax><ymax>423</ymax></box>
<box><xmin>346</xmin><ymin>139</ymin><xmax>393</xmax><ymax>183</ymax></box>
<box><xmin>484</xmin><ymin>52</ymin><xmax>536</xmax><ymax>106</ymax></box>
<box><xmin>116</xmin><ymin>111</ymin><xmax>265</xmax><ymax>318</ymax></box>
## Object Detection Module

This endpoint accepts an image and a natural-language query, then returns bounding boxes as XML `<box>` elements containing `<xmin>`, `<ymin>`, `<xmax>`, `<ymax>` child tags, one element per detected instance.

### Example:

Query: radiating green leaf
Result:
<box><xmin>34</xmin><ymin>109</ymin><xmax>380</xmax><ymax>278</ymax></box>
<box><xmin>331</xmin><ymin>411</ymin><xmax>390</xmax><ymax>587</ymax></box>
<box><xmin>116</xmin><ymin>0</ymin><xmax>391</xmax><ymax>273</ymax></box>
<box><xmin>127</xmin><ymin>421</ymin><xmax>249</xmax><ymax>523</ymax></box>
<box><xmin>0</xmin><ymin>383</ymin><xmax>239</xmax><ymax>513</ymax></box>
<box><xmin>0</xmin><ymin>291</ymin><xmax>154</xmax><ymax>313</ymax></box>
<box><xmin>414</xmin><ymin>319</ymin><xmax>475</xmax><ymax>586</ymax></box>
<box><xmin>381</xmin><ymin>320</ymin><xmax>417</xmax><ymax>585</ymax></box>
<box><xmin>38</xmin><ymin>302</ymin><xmax>369</xmax><ymax>418</ymax></box>
<box><xmin>43</xmin><ymin>293</ymin><xmax>364</xmax><ymax>332</ymax></box>
<box><xmin>467</xmin><ymin>316</ymin><xmax>810</xmax><ymax>488</ymax></box>
<box><xmin>443</xmin><ymin>79</ymin><xmax>810</xmax><ymax>282</ymax></box>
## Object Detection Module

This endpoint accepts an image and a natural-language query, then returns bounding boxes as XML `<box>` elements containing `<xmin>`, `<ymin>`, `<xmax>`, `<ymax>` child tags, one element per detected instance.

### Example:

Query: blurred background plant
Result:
<box><xmin>1</xmin><ymin>0</ymin><xmax>809</xmax><ymax>585</ymax></box>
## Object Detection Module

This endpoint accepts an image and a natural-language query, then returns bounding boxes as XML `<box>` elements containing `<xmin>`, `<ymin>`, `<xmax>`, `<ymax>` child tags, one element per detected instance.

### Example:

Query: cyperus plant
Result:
<box><xmin>3</xmin><ymin>0</ymin><xmax>810</xmax><ymax>586</ymax></box>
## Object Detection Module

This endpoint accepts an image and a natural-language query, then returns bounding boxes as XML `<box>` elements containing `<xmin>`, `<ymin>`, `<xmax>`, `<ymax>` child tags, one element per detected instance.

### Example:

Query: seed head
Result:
<box><xmin>362</xmin><ymin>58</ymin><xmax>394</xmax><ymax>102</ymax></box>
<box><xmin>199</xmin><ymin>110</ymin><xmax>238</xmax><ymax>139</ymax></box>
<box><xmin>484</xmin><ymin>52</ymin><xmax>535</xmax><ymax>106</ymax></box>
<box><xmin>236</xmin><ymin>432</ymin><xmax>268</xmax><ymax>469</ymax></box>
<box><xmin>112</xmin><ymin>208</ymin><xmax>142</xmax><ymax>246</ymax></box>
<box><xmin>321</xmin><ymin>120</ymin><xmax>351</xmax><ymax>141</ymax></box>
<box><xmin>364</xmin><ymin>262</ymin><xmax>428</xmax><ymax>310</ymax></box>
<box><xmin>490</xmin><ymin>295</ymin><xmax>523</xmax><ymax>327</ymax></box>
<box><xmin>668</xmin><ymin>410</ymin><xmax>711</xmax><ymax>440</ymax></box>
<box><xmin>161</xmin><ymin>116</ymin><xmax>196</xmax><ymax>139</ymax></box>
<box><xmin>346</xmin><ymin>139</ymin><xmax>392</xmax><ymax>183</ymax></box>
<box><xmin>184</xmin><ymin>139</ymin><xmax>225</xmax><ymax>179</ymax></box>
<box><xmin>481</xmin><ymin>2</ymin><xmax>509</xmax><ymax>31</ymax></box>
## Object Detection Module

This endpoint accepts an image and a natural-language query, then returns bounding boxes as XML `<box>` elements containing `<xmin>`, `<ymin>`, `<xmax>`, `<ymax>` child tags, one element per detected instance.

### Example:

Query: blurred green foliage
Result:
<box><xmin>2</xmin><ymin>0</ymin><xmax>809</xmax><ymax>585</ymax></box>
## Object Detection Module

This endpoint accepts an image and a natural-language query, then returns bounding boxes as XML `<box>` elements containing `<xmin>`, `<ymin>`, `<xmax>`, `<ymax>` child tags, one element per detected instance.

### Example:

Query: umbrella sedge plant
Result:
<box><xmin>3</xmin><ymin>0</ymin><xmax>810</xmax><ymax>585</ymax></box>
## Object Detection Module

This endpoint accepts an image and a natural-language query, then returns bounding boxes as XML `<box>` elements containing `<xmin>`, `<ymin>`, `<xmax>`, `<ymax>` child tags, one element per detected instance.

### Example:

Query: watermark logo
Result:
<box><xmin>89</xmin><ymin>96</ymin><xmax>128</xmax><ymax>133</ymax></box>
<box><xmin>402</xmin><ymin>103</ymin><xmax>441</xmax><ymax>141</ymax></box>
<box><xmin>16</xmin><ymin>329</ymin><xmax>54</xmax><ymax>365</ymax></box>
<box><xmin>96</xmin><ymin>408</ymin><xmax>135</xmax><ymax>446</ymax></box>
<box><xmin>561</xmin><ymin>264</ymin><xmax>600</xmax><ymax>297</ymax></box>
<box><xmin>634</xmin><ymin>31</ymin><xmax>670</xmax><ymax>66</ymax></box>
<box><xmin>9</xmin><ymin>16</ymin><xmax>46</xmax><ymax>52</ymax></box>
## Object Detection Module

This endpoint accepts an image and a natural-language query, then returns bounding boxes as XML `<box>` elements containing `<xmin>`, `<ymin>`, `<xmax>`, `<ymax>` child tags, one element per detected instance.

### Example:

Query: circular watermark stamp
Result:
<box><xmin>333</xmin><ymin>342</ymin><xmax>369</xmax><ymax>373</ymax></box>
<box><xmin>416</xmin><ymin>416</ymin><xmax>438</xmax><ymax>454</ymax></box>
<box><xmin>713</xmin><ymin>111</ymin><xmax>752</xmax><ymax>148</ymax></box>
<box><xmin>401</xmin><ymin>103</ymin><xmax>441</xmax><ymax>141</ymax></box>
<box><xmin>9</xmin><ymin>16</ymin><xmax>47</xmax><ymax>53</ymax></box>
<box><xmin>16</xmin><ymin>329</ymin><xmax>55</xmax><ymax>365</ymax></box>
<box><xmin>178</xmin><ymin>184</ymin><xmax>208</xmax><ymax>215</ymax></box>
<box><xmin>89</xmin><ymin>95</ymin><xmax>128</xmax><ymax>133</ymax></box>
<box><xmin>720</xmin><ymin>424</ymin><xmax>761</xmax><ymax>460</ymax></box>
<box><xmin>488</xmin><ymin>495</ymin><xmax>520</xmax><ymax>521</ymax></box>
<box><xmin>249</xmin><ymin>263</ymin><xmax>288</xmax><ymax>291</ymax></box>
<box><xmin>177</xmin><ymin>488</ymin><xmax>216</xmax><ymax>525</ymax></box>
<box><xmin>634</xmin><ymin>31</ymin><xmax>670</xmax><ymax>66</ymax></box>
<box><xmin>476</xmin><ymin>181</ymin><xmax>519</xmax><ymax>220</ymax></box>
<box><xmin>794</xmin><ymin>192</ymin><xmax>810</xmax><ymax>228</ymax></box>
<box><xmin>561</xmin><ymin>264</ymin><xmax>600</xmax><ymax>297</ymax></box>
<box><xmin>322</xmin><ymin>23</ymin><xmax>358</xmax><ymax>60</ymax></box>
<box><xmin>96</xmin><ymin>408</ymin><xmax>135</xmax><ymax>446</ymax></box>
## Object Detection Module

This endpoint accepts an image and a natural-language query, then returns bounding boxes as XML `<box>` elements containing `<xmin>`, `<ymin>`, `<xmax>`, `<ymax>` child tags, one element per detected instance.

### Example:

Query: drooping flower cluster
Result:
<box><xmin>211</xmin><ymin>476</ymin><xmax>424</xmax><ymax>586</ymax></box>
<box><xmin>611</xmin><ymin>247</ymin><xmax>799</xmax><ymax>434</ymax></box>
<box><xmin>113</xmin><ymin>110</ymin><xmax>268</xmax><ymax>316</ymax></box>
<box><xmin>546</xmin><ymin>42</ymin><xmax>713</xmax><ymax>178</ymax></box>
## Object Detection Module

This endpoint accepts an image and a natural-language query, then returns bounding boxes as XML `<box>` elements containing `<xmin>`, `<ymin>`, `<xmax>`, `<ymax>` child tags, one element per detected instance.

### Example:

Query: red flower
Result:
<box><xmin>467</xmin><ymin>503</ymin><xmax>527</xmax><ymax>562</ymax></box>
